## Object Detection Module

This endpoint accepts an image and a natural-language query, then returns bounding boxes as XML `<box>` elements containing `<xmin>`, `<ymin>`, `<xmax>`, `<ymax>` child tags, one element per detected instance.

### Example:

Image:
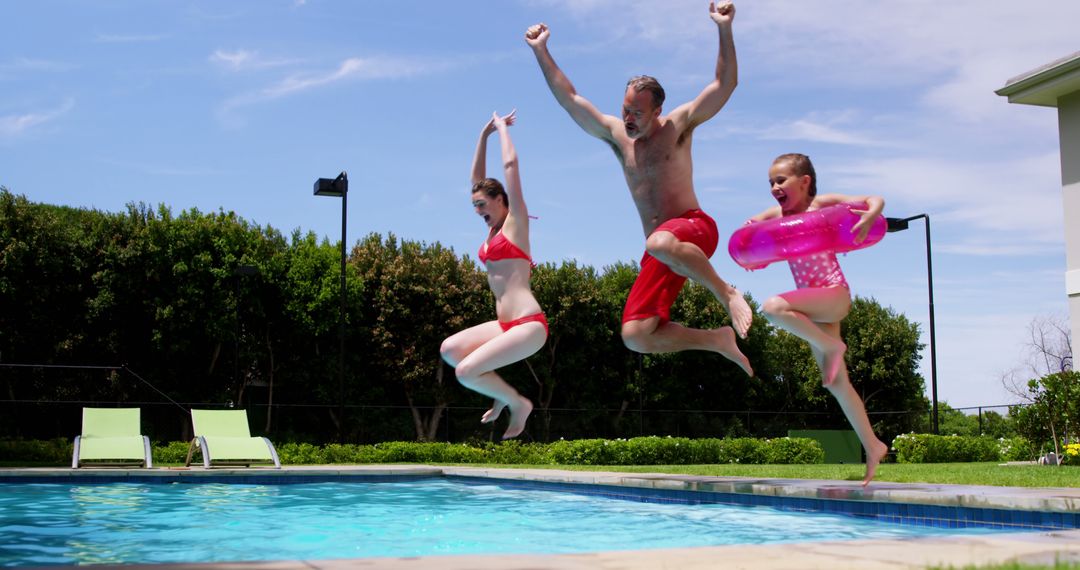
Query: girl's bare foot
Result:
<box><xmin>502</xmin><ymin>396</ymin><xmax>533</xmax><ymax>440</ymax></box>
<box><xmin>714</xmin><ymin>326</ymin><xmax>753</xmax><ymax>376</ymax></box>
<box><xmin>481</xmin><ymin>400</ymin><xmax>505</xmax><ymax>424</ymax></box>
<box><xmin>862</xmin><ymin>439</ymin><xmax>889</xmax><ymax>486</ymax></box>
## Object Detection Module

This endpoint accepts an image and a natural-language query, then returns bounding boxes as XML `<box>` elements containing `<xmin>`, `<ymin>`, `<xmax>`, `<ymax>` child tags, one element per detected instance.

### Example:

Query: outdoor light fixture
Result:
<box><xmin>885</xmin><ymin>214</ymin><xmax>938</xmax><ymax>434</ymax></box>
<box><xmin>314</xmin><ymin>171</ymin><xmax>348</xmax><ymax>440</ymax></box>
<box><xmin>314</xmin><ymin>172</ymin><xmax>348</xmax><ymax>198</ymax></box>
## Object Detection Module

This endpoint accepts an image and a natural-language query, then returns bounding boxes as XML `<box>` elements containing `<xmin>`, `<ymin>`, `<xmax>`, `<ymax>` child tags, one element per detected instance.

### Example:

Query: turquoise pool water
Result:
<box><xmin>0</xmin><ymin>479</ymin><xmax>1004</xmax><ymax>566</ymax></box>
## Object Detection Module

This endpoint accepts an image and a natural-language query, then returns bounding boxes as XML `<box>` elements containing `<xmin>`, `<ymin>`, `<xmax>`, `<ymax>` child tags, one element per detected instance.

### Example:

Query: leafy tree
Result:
<box><xmin>935</xmin><ymin>402</ymin><xmax>980</xmax><ymax>436</ymax></box>
<box><xmin>1012</xmin><ymin>371</ymin><xmax>1080</xmax><ymax>457</ymax></box>
<box><xmin>977</xmin><ymin>409</ymin><xmax>1017</xmax><ymax>439</ymax></box>
<box><xmin>274</xmin><ymin>229</ymin><xmax>363</xmax><ymax>439</ymax></box>
<box><xmin>1001</xmin><ymin>315</ymin><xmax>1075</xmax><ymax>458</ymax></box>
<box><xmin>352</xmin><ymin>233</ymin><xmax>489</xmax><ymax>441</ymax></box>
<box><xmin>1003</xmin><ymin>314</ymin><xmax>1073</xmax><ymax>397</ymax></box>
<box><xmin>526</xmin><ymin>260</ymin><xmax>624</xmax><ymax>440</ymax></box>
<box><xmin>1</xmin><ymin>189</ymin><xmax>934</xmax><ymax>445</ymax></box>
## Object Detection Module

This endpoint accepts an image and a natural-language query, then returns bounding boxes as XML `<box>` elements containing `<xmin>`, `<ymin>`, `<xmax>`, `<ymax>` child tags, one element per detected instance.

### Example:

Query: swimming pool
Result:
<box><xmin>0</xmin><ymin>474</ymin><xmax>1051</xmax><ymax>567</ymax></box>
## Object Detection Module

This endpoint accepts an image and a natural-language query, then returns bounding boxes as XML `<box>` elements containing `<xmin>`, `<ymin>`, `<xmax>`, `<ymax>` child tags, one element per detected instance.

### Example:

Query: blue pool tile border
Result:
<box><xmin>445</xmin><ymin>475</ymin><xmax>1080</xmax><ymax>532</ymax></box>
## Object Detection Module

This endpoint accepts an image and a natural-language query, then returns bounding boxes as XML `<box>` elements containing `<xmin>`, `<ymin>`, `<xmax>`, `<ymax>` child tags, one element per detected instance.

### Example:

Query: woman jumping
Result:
<box><xmin>439</xmin><ymin>110</ymin><xmax>546</xmax><ymax>439</ymax></box>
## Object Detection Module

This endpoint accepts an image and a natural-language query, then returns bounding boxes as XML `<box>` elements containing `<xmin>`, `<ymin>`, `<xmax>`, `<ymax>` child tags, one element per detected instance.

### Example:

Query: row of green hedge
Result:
<box><xmin>2</xmin><ymin>434</ymin><xmax>1043</xmax><ymax>466</ymax></box>
<box><xmin>891</xmin><ymin>434</ymin><xmax>1037</xmax><ymax>463</ymax></box>
<box><xmin>2</xmin><ymin>436</ymin><xmax>825</xmax><ymax>466</ymax></box>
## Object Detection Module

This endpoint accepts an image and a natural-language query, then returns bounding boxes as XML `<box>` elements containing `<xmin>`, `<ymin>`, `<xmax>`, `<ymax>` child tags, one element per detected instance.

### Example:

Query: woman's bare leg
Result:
<box><xmin>442</xmin><ymin>322</ymin><xmax>508</xmax><ymax>424</ymax></box>
<box><xmin>452</xmin><ymin>322</ymin><xmax>546</xmax><ymax>439</ymax></box>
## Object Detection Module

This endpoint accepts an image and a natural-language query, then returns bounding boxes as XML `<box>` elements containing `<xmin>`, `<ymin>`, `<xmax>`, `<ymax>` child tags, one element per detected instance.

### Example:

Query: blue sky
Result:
<box><xmin>3</xmin><ymin>0</ymin><xmax>1078</xmax><ymax>411</ymax></box>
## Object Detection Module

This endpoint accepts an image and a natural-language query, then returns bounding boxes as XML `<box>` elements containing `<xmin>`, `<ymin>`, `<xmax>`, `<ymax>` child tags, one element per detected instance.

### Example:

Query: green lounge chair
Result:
<box><xmin>185</xmin><ymin>409</ymin><xmax>280</xmax><ymax>468</ymax></box>
<box><xmin>72</xmin><ymin>407</ymin><xmax>153</xmax><ymax>468</ymax></box>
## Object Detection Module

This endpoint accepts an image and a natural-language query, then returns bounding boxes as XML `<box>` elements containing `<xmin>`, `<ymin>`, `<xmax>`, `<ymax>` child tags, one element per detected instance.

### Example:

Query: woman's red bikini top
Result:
<box><xmin>479</xmin><ymin>230</ymin><xmax>532</xmax><ymax>265</ymax></box>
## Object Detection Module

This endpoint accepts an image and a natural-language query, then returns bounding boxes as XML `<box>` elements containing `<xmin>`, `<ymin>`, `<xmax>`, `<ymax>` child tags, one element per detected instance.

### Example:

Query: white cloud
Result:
<box><xmin>211</xmin><ymin>50</ymin><xmax>255</xmax><ymax>70</ymax></box>
<box><xmin>209</xmin><ymin>49</ymin><xmax>299</xmax><ymax>72</ymax></box>
<box><xmin>831</xmin><ymin>151</ymin><xmax>1063</xmax><ymax>247</ymax></box>
<box><xmin>533</xmin><ymin>0</ymin><xmax>1080</xmax><ymax>123</ymax></box>
<box><xmin>221</xmin><ymin>56</ymin><xmax>439</xmax><ymax>113</ymax></box>
<box><xmin>0</xmin><ymin>99</ymin><xmax>74</xmax><ymax>137</ymax></box>
<box><xmin>754</xmin><ymin>118</ymin><xmax>881</xmax><ymax>147</ymax></box>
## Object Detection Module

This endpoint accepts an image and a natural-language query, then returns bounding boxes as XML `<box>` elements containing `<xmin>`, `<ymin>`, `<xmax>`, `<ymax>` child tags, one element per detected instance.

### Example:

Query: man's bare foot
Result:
<box><xmin>861</xmin><ymin>439</ymin><xmax>889</xmax><ymax>486</ymax></box>
<box><xmin>481</xmin><ymin>400</ymin><xmax>506</xmax><ymax>424</ymax></box>
<box><xmin>713</xmin><ymin>326</ymin><xmax>753</xmax><ymax>376</ymax></box>
<box><xmin>502</xmin><ymin>396</ymin><xmax>533</xmax><ymax>440</ymax></box>
<box><xmin>821</xmin><ymin>339</ymin><xmax>847</xmax><ymax>386</ymax></box>
<box><xmin>720</xmin><ymin>287</ymin><xmax>753</xmax><ymax>339</ymax></box>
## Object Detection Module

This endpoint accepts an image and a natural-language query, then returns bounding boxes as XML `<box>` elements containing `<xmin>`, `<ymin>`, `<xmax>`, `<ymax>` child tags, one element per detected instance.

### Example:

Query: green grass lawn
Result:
<box><xmin>438</xmin><ymin>462</ymin><xmax>1080</xmax><ymax>488</ymax></box>
<box><xmin>931</xmin><ymin>563</ymin><xmax>1080</xmax><ymax>570</ymax></box>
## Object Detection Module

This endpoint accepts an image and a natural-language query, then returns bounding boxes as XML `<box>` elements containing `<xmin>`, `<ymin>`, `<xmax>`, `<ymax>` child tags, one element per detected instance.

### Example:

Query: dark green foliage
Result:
<box><xmin>263</xmin><ymin>436</ymin><xmax>823</xmax><ymax>466</ymax></box>
<box><xmin>1011</xmin><ymin>372</ymin><xmax>1080</xmax><ymax>455</ymax></box>
<box><xmin>891</xmin><ymin>433</ymin><xmax>1033</xmax><ymax>463</ymax></box>
<box><xmin>1</xmin><ymin>189</ymin><xmax>931</xmax><ymax>445</ymax></box>
<box><xmin>0</xmin><ymin>438</ymin><xmax>72</xmax><ymax>464</ymax></box>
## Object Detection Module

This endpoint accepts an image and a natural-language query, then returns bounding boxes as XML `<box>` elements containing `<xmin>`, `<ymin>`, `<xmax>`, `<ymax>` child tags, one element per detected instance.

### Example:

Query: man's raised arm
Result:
<box><xmin>525</xmin><ymin>23</ymin><xmax>618</xmax><ymax>142</ymax></box>
<box><xmin>670</xmin><ymin>1</ymin><xmax>738</xmax><ymax>132</ymax></box>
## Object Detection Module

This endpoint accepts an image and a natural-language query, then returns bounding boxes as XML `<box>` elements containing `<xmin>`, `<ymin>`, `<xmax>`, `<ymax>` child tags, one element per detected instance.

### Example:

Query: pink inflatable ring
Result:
<box><xmin>728</xmin><ymin>202</ymin><xmax>886</xmax><ymax>270</ymax></box>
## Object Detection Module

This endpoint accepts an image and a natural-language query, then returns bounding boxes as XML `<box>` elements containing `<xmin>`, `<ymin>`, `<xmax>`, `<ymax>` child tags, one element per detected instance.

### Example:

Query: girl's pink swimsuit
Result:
<box><xmin>479</xmin><ymin>230</ymin><xmax>548</xmax><ymax>336</ymax></box>
<box><xmin>788</xmin><ymin>251</ymin><xmax>849</xmax><ymax>289</ymax></box>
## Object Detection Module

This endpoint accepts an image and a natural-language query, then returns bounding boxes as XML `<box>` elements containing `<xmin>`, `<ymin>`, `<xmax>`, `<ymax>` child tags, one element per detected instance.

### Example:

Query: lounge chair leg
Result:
<box><xmin>142</xmin><ymin>436</ymin><xmax>153</xmax><ymax>469</ymax></box>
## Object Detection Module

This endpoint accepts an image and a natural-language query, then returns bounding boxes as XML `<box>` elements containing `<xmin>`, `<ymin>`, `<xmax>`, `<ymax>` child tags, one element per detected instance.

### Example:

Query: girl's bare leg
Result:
<box><xmin>812</xmin><ymin>322</ymin><xmax>889</xmax><ymax>486</ymax></box>
<box><xmin>762</xmin><ymin>287</ymin><xmax>850</xmax><ymax>385</ymax></box>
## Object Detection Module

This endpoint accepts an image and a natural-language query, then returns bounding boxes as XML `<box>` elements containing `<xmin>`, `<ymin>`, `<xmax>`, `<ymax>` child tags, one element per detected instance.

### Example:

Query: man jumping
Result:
<box><xmin>526</xmin><ymin>1</ymin><xmax>753</xmax><ymax>375</ymax></box>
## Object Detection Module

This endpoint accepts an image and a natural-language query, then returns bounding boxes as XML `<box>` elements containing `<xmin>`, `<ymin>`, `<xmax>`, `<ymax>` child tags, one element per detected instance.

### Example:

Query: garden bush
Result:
<box><xmin>892</xmin><ymin>433</ymin><xmax>1027</xmax><ymax>463</ymax></box>
<box><xmin>1062</xmin><ymin>443</ymin><xmax>1080</xmax><ymax>466</ymax></box>
<box><xmin>154</xmin><ymin>441</ymin><xmax>193</xmax><ymax>464</ymax></box>
<box><xmin>0</xmin><ymin>438</ymin><xmax>72</xmax><ymax>464</ymax></box>
<box><xmin>998</xmin><ymin>436</ymin><xmax>1038</xmax><ymax>462</ymax></box>
<box><xmin>1</xmin><ymin>436</ymin><xmax>825</xmax><ymax>467</ymax></box>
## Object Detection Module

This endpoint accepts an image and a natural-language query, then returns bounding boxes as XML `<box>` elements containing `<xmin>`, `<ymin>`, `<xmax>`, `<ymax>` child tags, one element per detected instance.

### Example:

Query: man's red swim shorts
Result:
<box><xmin>622</xmin><ymin>209</ymin><xmax>719</xmax><ymax>324</ymax></box>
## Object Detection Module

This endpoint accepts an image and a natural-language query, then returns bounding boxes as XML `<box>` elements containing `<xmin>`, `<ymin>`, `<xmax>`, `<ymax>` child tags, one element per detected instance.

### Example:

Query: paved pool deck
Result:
<box><xmin>4</xmin><ymin>465</ymin><xmax>1080</xmax><ymax>569</ymax></box>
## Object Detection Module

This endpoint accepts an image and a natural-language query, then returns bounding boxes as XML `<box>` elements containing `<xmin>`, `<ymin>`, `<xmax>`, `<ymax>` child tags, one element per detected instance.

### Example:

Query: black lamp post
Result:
<box><xmin>314</xmin><ymin>172</ymin><xmax>348</xmax><ymax>439</ymax></box>
<box><xmin>885</xmin><ymin>214</ymin><xmax>938</xmax><ymax>435</ymax></box>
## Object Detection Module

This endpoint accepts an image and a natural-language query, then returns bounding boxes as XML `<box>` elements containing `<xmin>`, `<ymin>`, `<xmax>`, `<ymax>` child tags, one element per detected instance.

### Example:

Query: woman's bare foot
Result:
<box><xmin>502</xmin><ymin>396</ymin><xmax>533</xmax><ymax>440</ymax></box>
<box><xmin>720</xmin><ymin>287</ymin><xmax>753</xmax><ymax>339</ymax></box>
<box><xmin>861</xmin><ymin>439</ymin><xmax>889</xmax><ymax>486</ymax></box>
<box><xmin>713</xmin><ymin>326</ymin><xmax>753</xmax><ymax>376</ymax></box>
<box><xmin>821</xmin><ymin>339</ymin><xmax>847</xmax><ymax>386</ymax></box>
<box><xmin>481</xmin><ymin>400</ymin><xmax>505</xmax><ymax>424</ymax></box>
